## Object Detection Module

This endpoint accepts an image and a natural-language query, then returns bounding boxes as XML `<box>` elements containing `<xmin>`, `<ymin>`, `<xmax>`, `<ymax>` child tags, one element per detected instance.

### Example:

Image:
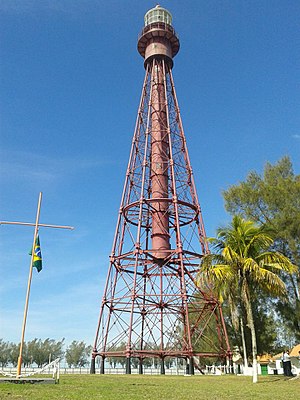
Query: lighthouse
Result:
<box><xmin>91</xmin><ymin>5</ymin><xmax>231</xmax><ymax>375</ymax></box>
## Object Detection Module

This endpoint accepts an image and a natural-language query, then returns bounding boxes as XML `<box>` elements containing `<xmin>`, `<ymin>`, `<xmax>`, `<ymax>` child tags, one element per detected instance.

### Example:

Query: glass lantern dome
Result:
<box><xmin>144</xmin><ymin>4</ymin><xmax>172</xmax><ymax>27</ymax></box>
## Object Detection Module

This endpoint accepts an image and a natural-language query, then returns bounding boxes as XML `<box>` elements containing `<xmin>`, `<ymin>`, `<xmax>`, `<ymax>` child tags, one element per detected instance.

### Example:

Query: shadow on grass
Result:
<box><xmin>257</xmin><ymin>376</ymin><xmax>296</xmax><ymax>384</ymax></box>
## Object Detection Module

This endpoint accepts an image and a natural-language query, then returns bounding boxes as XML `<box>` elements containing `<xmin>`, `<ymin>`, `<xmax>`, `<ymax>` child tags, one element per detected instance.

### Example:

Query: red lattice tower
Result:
<box><xmin>91</xmin><ymin>5</ymin><xmax>231</xmax><ymax>375</ymax></box>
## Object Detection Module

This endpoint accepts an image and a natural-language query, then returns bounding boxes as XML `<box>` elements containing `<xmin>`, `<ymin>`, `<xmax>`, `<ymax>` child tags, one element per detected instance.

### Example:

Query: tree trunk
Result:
<box><xmin>240</xmin><ymin>317</ymin><xmax>248</xmax><ymax>369</ymax></box>
<box><xmin>242</xmin><ymin>280</ymin><xmax>258</xmax><ymax>383</ymax></box>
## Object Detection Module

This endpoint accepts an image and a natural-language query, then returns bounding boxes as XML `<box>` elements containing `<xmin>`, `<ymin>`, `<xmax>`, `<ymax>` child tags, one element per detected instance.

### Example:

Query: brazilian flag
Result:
<box><xmin>29</xmin><ymin>236</ymin><xmax>42</xmax><ymax>273</ymax></box>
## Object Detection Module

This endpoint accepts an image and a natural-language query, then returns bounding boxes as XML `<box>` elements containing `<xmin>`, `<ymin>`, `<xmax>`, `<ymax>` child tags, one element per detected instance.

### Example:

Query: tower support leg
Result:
<box><xmin>230</xmin><ymin>358</ymin><xmax>234</xmax><ymax>374</ymax></box>
<box><xmin>186</xmin><ymin>359</ymin><xmax>189</xmax><ymax>374</ymax></box>
<box><xmin>90</xmin><ymin>356</ymin><xmax>96</xmax><ymax>374</ymax></box>
<box><xmin>126</xmin><ymin>357</ymin><xmax>131</xmax><ymax>374</ymax></box>
<box><xmin>139</xmin><ymin>359</ymin><xmax>143</xmax><ymax>375</ymax></box>
<box><xmin>189</xmin><ymin>357</ymin><xmax>194</xmax><ymax>375</ymax></box>
<box><xmin>160</xmin><ymin>358</ymin><xmax>165</xmax><ymax>375</ymax></box>
<box><xmin>100</xmin><ymin>357</ymin><xmax>105</xmax><ymax>374</ymax></box>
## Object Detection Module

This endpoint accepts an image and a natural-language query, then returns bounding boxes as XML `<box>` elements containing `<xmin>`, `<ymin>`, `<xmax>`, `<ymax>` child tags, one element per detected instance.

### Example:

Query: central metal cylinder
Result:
<box><xmin>150</xmin><ymin>62</ymin><xmax>170</xmax><ymax>259</ymax></box>
<box><xmin>145</xmin><ymin>37</ymin><xmax>173</xmax><ymax>64</ymax></box>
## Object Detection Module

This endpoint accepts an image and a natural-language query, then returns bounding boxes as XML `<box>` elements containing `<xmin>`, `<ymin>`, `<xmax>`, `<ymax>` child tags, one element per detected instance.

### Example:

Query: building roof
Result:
<box><xmin>272</xmin><ymin>344</ymin><xmax>300</xmax><ymax>359</ymax></box>
<box><xmin>290</xmin><ymin>343</ymin><xmax>300</xmax><ymax>356</ymax></box>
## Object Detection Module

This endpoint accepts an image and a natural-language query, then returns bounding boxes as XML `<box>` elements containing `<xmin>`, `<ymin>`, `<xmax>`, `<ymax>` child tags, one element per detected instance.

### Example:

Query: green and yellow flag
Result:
<box><xmin>29</xmin><ymin>235</ymin><xmax>42</xmax><ymax>273</ymax></box>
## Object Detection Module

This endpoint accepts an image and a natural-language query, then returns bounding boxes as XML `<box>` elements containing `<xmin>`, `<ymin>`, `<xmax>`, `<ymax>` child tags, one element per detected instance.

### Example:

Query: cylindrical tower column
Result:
<box><xmin>150</xmin><ymin>61</ymin><xmax>170</xmax><ymax>259</ymax></box>
<box><xmin>138</xmin><ymin>5</ymin><xmax>180</xmax><ymax>259</ymax></box>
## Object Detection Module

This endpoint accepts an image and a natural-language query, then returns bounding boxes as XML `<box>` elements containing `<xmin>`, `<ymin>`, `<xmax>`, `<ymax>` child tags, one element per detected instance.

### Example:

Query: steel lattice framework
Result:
<box><xmin>91</xmin><ymin>6</ymin><xmax>231</xmax><ymax>375</ymax></box>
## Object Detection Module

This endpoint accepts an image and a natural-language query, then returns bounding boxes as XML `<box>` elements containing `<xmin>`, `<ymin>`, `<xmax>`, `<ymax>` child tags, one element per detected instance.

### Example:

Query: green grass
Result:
<box><xmin>0</xmin><ymin>374</ymin><xmax>298</xmax><ymax>400</ymax></box>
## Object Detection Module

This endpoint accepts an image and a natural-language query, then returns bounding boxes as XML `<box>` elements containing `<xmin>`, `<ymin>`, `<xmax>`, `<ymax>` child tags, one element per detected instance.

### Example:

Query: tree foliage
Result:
<box><xmin>65</xmin><ymin>341</ymin><xmax>92</xmax><ymax>367</ymax></box>
<box><xmin>223</xmin><ymin>156</ymin><xmax>300</xmax><ymax>341</ymax></box>
<box><xmin>223</xmin><ymin>156</ymin><xmax>299</xmax><ymax>271</ymax></box>
<box><xmin>30</xmin><ymin>338</ymin><xmax>65</xmax><ymax>367</ymax></box>
<box><xmin>199</xmin><ymin>215</ymin><xmax>297</xmax><ymax>383</ymax></box>
<box><xmin>0</xmin><ymin>338</ymin><xmax>64</xmax><ymax>367</ymax></box>
<box><xmin>221</xmin><ymin>292</ymin><xmax>281</xmax><ymax>357</ymax></box>
<box><xmin>0</xmin><ymin>339</ymin><xmax>11</xmax><ymax>367</ymax></box>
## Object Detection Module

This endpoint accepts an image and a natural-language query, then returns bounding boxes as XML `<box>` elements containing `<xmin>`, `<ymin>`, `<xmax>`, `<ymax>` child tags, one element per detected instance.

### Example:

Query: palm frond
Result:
<box><xmin>244</xmin><ymin>233</ymin><xmax>273</xmax><ymax>256</ymax></box>
<box><xmin>198</xmin><ymin>265</ymin><xmax>233</xmax><ymax>281</ymax></box>
<box><xmin>222</xmin><ymin>246</ymin><xmax>241</xmax><ymax>263</ymax></box>
<box><xmin>245</xmin><ymin>264</ymin><xmax>286</xmax><ymax>296</ymax></box>
<box><xmin>207</xmin><ymin>237</ymin><xmax>226</xmax><ymax>252</ymax></box>
<box><xmin>256</xmin><ymin>252</ymin><xmax>298</xmax><ymax>273</ymax></box>
<box><xmin>200</xmin><ymin>253</ymin><xmax>226</xmax><ymax>269</ymax></box>
<box><xmin>243</xmin><ymin>258</ymin><xmax>259</xmax><ymax>274</ymax></box>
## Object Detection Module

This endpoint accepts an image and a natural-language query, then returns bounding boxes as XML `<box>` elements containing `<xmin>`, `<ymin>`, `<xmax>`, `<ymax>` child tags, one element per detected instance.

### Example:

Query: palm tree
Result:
<box><xmin>198</xmin><ymin>215</ymin><xmax>297</xmax><ymax>383</ymax></box>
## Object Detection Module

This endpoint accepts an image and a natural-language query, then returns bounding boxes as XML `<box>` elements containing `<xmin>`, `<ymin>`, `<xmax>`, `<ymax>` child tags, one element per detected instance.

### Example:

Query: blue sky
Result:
<box><xmin>0</xmin><ymin>0</ymin><xmax>299</xmax><ymax>347</ymax></box>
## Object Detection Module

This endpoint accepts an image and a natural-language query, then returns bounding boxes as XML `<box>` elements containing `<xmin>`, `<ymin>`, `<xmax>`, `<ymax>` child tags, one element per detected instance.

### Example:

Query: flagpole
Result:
<box><xmin>17</xmin><ymin>192</ymin><xmax>43</xmax><ymax>377</ymax></box>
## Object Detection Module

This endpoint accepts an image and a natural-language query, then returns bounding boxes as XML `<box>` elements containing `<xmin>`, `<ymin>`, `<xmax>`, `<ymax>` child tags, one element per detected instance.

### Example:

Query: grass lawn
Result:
<box><xmin>0</xmin><ymin>374</ymin><xmax>298</xmax><ymax>400</ymax></box>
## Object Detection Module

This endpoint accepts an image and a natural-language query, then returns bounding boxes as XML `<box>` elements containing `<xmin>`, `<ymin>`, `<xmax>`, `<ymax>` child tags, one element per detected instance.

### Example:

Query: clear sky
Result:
<box><xmin>0</xmin><ymin>0</ymin><xmax>299</xmax><ymax>347</ymax></box>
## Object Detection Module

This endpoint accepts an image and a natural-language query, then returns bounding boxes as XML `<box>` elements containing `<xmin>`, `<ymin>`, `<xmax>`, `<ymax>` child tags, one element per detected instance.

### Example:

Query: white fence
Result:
<box><xmin>1</xmin><ymin>366</ymin><xmax>226</xmax><ymax>376</ymax></box>
<box><xmin>3</xmin><ymin>363</ymin><xmax>299</xmax><ymax>376</ymax></box>
<box><xmin>1</xmin><ymin>367</ymin><xmax>196</xmax><ymax>375</ymax></box>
